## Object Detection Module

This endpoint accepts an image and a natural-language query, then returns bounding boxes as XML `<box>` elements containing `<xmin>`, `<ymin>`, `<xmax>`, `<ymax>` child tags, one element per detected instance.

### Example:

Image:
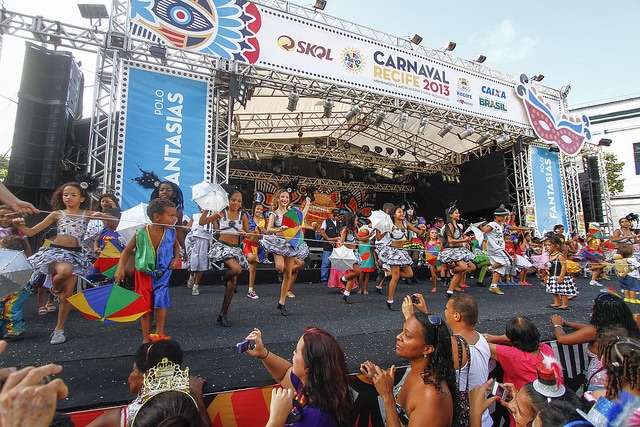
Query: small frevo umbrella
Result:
<box><xmin>191</xmin><ymin>181</ymin><xmax>229</xmax><ymax>212</ymax></box>
<box><xmin>116</xmin><ymin>203</ymin><xmax>150</xmax><ymax>243</ymax></box>
<box><xmin>94</xmin><ymin>241</ymin><xmax>124</xmax><ymax>278</ymax></box>
<box><xmin>329</xmin><ymin>246</ymin><xmax>358</xmax><ymax>273</ymax></box>
<box><xmin>67</xmin><ymin>283</ymin><xmax>148</xmax><ymax>323</ymax></box>
<box><xmin>368</xmin><ymin>210</ymin><xmax>393</xmax><ymax>234</ymax></box>
<box><xmin>282</xmin><ymin>208</ymin><xmax>304</xmax><ymax>248</ymax></box>
<box><xmin>0</xmin><ymin>249</ymin><xmax>34</xmax><ymax>295</ymax></box>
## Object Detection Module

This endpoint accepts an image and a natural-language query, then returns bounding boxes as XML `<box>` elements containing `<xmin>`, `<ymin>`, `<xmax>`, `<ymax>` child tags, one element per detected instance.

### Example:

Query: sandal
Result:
<box><xmin>45</xmin><ymin>303</ymin><xmax>57</xmax><ymax>313</ymax></box>
<box><xmin>38</xmin><ymin>306</ymin><xmax>48</xmax><ymax>315</ymax></box>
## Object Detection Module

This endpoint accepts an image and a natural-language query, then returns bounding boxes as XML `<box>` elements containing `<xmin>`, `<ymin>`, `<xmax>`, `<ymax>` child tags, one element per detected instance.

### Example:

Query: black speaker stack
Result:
<box><xmin>5</xmin><ymin>42</ymin><xmax>83</xmax><ymax>190</ymax></box>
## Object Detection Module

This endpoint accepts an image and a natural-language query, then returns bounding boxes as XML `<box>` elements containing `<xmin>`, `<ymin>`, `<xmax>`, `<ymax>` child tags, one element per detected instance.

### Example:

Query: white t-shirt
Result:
<box><xmin>485</xmin><ymin>221</ymin><xmax>505</xmax><ymax>254</ymax></box>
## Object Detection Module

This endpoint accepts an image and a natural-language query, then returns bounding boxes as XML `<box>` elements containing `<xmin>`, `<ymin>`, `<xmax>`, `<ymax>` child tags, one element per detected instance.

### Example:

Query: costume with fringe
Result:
<box><xmin>545</xmin><ymin>258</ymin><xmax>578</xmax><ymax>296</ymax></box>
<box><xmin>29</xmin><ymin>211</ymin><xmax>92</xmax><ymax>275</ymax></box>
<box><xmin>437</xmin><ymin>222</ymin><xmax>475</xmax><ymax>264</ymax></box>
<box><xmin>259</xmin><ymin>211</ymin><xmax>309</xmax><ymax>260</ymax></box>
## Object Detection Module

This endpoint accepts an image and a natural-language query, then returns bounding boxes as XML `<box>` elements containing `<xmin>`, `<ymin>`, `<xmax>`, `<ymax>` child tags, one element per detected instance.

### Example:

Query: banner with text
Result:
<box><xmin>119</xmin><ymin>67</ymin><xmax>209</xmax><ymax>214</ymax></box>
<box><xmin>530</xmin><ymin>146</ymin><xmax>568</xmax><ymax>236</ymax></box>
<box><xmin>128</xmin><ymin>1</ymin><xmax>562</xmax><ymax>127</ymax></box>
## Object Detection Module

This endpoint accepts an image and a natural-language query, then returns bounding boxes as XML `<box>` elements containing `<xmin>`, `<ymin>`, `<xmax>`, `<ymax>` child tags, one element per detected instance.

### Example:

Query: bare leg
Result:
<box><xmin>154</xmin><ymin>308</ymin><xmax>167</xmax><ymax>336</ymax></box>
<box><xmin>141</xmin><ymin>313</ymin><xmax>152</xmax><ymax>343</ymax></box>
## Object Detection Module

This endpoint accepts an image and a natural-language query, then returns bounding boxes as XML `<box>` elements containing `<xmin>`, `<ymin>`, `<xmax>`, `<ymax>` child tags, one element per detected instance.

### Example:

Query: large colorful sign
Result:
<box><xmin>128</xmin><ymin>0</ymin><xmax>562</xmax><ymax>128</ymax></box>
<box><xmin>530</xmin><ymin>146</ymin><xmax>568</xmax><ymax>235</ymax></box>
<box><xmin>117</xmin><ymin>66</ymin><xmax>211</xmax><ymax>213</ymax></box>
<box><xmin>516</xmin><ymin>74</ymin><xmax>591</xmax><ymax>156</ymax></box>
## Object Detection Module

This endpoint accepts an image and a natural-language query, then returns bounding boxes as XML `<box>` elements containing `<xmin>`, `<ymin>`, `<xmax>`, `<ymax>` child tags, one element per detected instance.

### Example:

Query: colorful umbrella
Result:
<box><xmin>369</xmin><ymin>210</ymin><xmax>393</xmax><ymax>234</ymax></box>
<box><xmin>0</xmin><ymin>249</ymin><xmax>34</xmax><ymax>295</ymax></box>
<box><xmin>191</xmin><ymin>181</ymin><xmax>229</xmax><ymax>212</ymax></box>
<box><xmin>329</xmin><ymin>246</ymin><xmax>358</xmax><ymax>272</ymax></box>
<box><xmin>117</xmin><ymin>203</ymin><xmax>150</xmax><ymax>243</ymax></box>
<box><xmin>424</xmin><ymin>244</ymin><xmax>442</xmax><ymax>266</ymax></box>
<box><xmin>588</xmin><ymin>223</ymin><xmax>602</xmax><ymax>239</ymax></box>
<box><xmin>282</xmin><ymin>208</ymin><xmax>304</xmax><ymax>248</ymax></box>
<box><xmin>67</xmin><ymin>283</ymin><xmax>148</xmax><ymax>323</ymax></box>
<box><xmin>94</xmin><ymin>241</ymin><xmax>124</xmax><ymax>278</ymax></box>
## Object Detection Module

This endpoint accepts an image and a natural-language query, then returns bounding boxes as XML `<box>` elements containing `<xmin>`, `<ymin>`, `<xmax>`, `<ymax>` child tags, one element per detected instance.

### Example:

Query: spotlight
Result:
<box><xmin>474</xmin><ymin>54</ymin><xmax>487</xmax><ymax>63</ymax></box>
<box><xmin>476</xmin><ymin>131</ymin><xmax>491</xmax><ymax>145</ymax></box>
<box><xmin>345</xmin><ymin>103</ymin><xmax>361</xmax><ymax>120</ymax></box>
<box><xmin>530</xmin><ymin>74</ymin><xmax>545</xmax><ymax>82</ymax></box>
<box><xmin>361</xmin><ymin>145</ymin><xmax>370</xmax><ymax>152</ymax></box>
<box><xmin>374</xmin><ymin>146</ymin><xmax>383</xmax><ymax>154</ymax></box>
<box><xmin>386</xmin><ymin>147</ymin><xmax>394</xmax><ymax>155</ymax></box>
<box><xmin>373</xmin><ymin>108</ymin><xmax>386</xmax><ymax>127</ymax></box>
<box><xmin>410</xmin><ymin>34</ymin><xmax>423</xmax><ymax>45</ymax></box>
<box><xmin>363</xmin><ymin>168</ymin><xmax>377</xmax><ymax>184</ymax></box>
<box><xmin>398</xmin><ymin>112</ymin><xmax>408</xmax><ymax>130</ymax></box>
<box><xmin>323</xmin><ymin>98</ymin><xmax>334</xmax><ymax>118</ymax></box>
<box><xmin>149</xmin><ymin>45</ymin><xmax>167</xmax><ymax>59</ymax></box>
<box><xmin>341</xmin><ymin>165</ymin><xmax>354</xmax><ymax>183</ymax></box>
<box><xmin>443</xmin><ymin>41</ymin><xmax>456</xmax><ymax>52</ymax></box>
<box><xmin>457</xmin><ymin>126</ymin><xmax>474</xmax><ymax>140</ymax></box>
<box><xmin>548</xmin><ymin>144</ymin><xmax>560</xmax><ymax>153</ymax></box>
<box><xmin>328</xmin><ymin>139</ymin><xmax>337</xmax><ymax>147</ymax></box>
<box><xmin>313</xmin><ymin>0</ymin><xmax>326</xmax><ymax>9</ymax></box>
<box><xmin>438</xmin><ymin>122</ymin><xmax>453</xmax><ymax>137</ymax></box>
<box><xmin>315</xmin><ymin>158</ymin><xmax>327</xmax><ymax>178</ymax></box>
<box><xmin>598</xmin><ymin>138</ymin><xmax>612</xmax><ymax>147</ymax></box>
<box><xmin>286</xmin><ymin>88</ymin><xmax>299</xmax><ymax>111</ymax></box>
<box><xmin>314</xmin><ymin>138</ymin><xmax>324</xmax><ymax>148</ymax></box>
<box><xmin>343</xmin><ymin>142</ymin><xmax>351</xmax><ymax>150</ymax></box>
<box><xmin>418</xmin><ymin>117</ymin><xmax>429</xmax><ymax>134</ymax></box>
<box><xmin>495</xmin><ymin>134</ymin><xmax>510</xmax><ymax>145</ymax></box>
<box><xmin>397</xmin><ymin>149</ymin><xmax>406</xmax><ymax>157</ymax></box>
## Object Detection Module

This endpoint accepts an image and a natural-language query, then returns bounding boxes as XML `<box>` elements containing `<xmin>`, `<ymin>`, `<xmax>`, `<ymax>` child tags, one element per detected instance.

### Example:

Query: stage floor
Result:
<box><xmin>1</xmin><ymin>270</ymin><xmax>637</xmax><ymax>411</ymax></box>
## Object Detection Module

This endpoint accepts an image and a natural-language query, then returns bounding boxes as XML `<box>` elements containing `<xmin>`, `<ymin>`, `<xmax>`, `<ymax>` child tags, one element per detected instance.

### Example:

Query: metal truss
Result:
<box><xmin>561</xmin><ymin>155</ymin><xmax>585</xmax><ymax>234</ymax></box>
<box><xmin>508</xmin><ymin>144</ymin><xmax>535</xmax><ymax>230</ymax></box>
<box><xmin>212</xmin><ymin>88</ymin><xmax>233</xmax><ymax>184</ymax></box>
<box><xmin>229</xmin><ymin>169</ymin><xmax>414</xmax><ymax>193</ymax></box>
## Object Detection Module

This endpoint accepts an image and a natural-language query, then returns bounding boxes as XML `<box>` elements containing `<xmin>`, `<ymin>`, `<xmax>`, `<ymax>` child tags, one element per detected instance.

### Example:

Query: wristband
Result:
<box><xmin>553</xmin><ymin>324</ymin><xmax>563</xmax><ymax>328</ymax></box>
<box><xmin>258</xmin><ymin>349</ymin><xmax>270</xmax><ymax>360</ymax></box>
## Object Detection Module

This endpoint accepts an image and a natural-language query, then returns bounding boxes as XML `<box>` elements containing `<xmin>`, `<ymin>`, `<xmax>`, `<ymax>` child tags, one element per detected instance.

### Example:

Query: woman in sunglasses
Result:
<box><xmin>360</xmin><ymin>308</ymin><xmax>459</xmax><ymax>426</ymax></box>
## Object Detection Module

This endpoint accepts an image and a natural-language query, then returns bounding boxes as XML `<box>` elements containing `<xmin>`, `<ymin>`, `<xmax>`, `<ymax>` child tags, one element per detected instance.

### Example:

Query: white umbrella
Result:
<box><xmin>0</xmin><ymin>249</ymin><xmax>34</xmax><ymax>295</ymax></box>
<box><xmin>329</xmin><ymin>246</ymin><xmax>358</xmax><ymax>273</ymax></box>
<box><xmin>191</xmin><ymin>181</ymin><xmax>228</xmax><ymax>212</ymax></box>
<box><xmin>464</xmin><ymin>224</ymin><xmax>484</xmax><ymax>243</ymax></box>
<box><xmin>116</xmin><ymin>203</ymin><xmax>150</xmax><ymax>243</ymax></box>
<box><xmin>368</xmin><ymin>210</ymin><xmax>393</xmax><ymax>234</ymax></box>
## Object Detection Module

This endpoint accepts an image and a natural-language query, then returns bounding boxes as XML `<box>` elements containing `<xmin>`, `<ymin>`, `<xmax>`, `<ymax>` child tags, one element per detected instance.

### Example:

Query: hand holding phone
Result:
<box><xmin>412</xmin><ymin>295</ymin><xmax>420</xmax><ymax>304</ymax></box>
<box><xmin>236</xmin><ymin>339</ymin><xmax>254</xmax><ymax>354</ymax></box>
<box><xmin>490</xmin><ymin>380</ymin><xmax>512</xmax><ymax>401</ymax></box>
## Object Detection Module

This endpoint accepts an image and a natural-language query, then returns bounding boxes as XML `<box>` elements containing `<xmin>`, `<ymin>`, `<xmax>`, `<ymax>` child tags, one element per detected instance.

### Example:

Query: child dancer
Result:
<box><xmin>545</xmin><ymin>234</ymin><xmax>578</xmax><ymax>310</ymax></box>
<box><xmin>613</xmin><ymin>244</ymin><xmax>640</xmax><ymax>304</ymax></box>
<box><xmin>480</xmin><ymin>205</ymin><xmax>513</xmax><ymax>295</ymax></box>
<box><xmin>150</xmin><ymin>181</ymin><xmax>188</xmax><ymax>266</ymax></box>
<box><xmin>357</xmin><ymin>223</ymin><xmax>376</xmax><ymax>295</ymax></box>
<box><xmin>437</xmin><ymin>203</ymin><xmax>475</xmax><ymax>298</ymax></box>
<box><xmin>261</xmin><ymin>189</ymin><xmax>311</xmax><ymax>316</ymax></box>
<box><xmin>115</xmin><ymin>198</ymin><xmax>180</xmax><ymax>343</ymax></box>
<box><xmin>185</xmin><ymin>206</ymin><xmax>211</xmax><ymax>296</ymax></box>
<box><xmin>338</xmin><ymin>212</ymin><xmax>372</xmax><ymax>304</ymax></box>
<box><xmin>376</xmin><ymin>205</ymin><xmax>426</xmax><ymax>310</ymax></box>
<box><xmin>424</xmin><ymin>228</ymin><xmax>442</xmax><ymax>293</ymax></box>
<box><xmin>200</xmin><ymin>187</ymin><xmax>250</xmax><ymax>326</ymax></box>
<box><xmin>12</xmin><ymin>182</ymin><xmax>110</xmax><ymax>344</ymax></box>
<box><xmin>242</xmin><ymin>201</ymin><xmax>267</xmax><ymax>299</ymax></box>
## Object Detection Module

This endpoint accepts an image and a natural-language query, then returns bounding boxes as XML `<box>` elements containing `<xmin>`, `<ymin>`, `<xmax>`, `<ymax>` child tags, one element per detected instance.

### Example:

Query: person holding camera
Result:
<box><xmin>242</xmin><ymin>326</ymin><xmax>354</xmax><ymax>427</ymax></box>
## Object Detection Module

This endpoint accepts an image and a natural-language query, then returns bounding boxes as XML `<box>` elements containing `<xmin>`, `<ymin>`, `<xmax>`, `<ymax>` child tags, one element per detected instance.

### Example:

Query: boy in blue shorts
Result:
<box><xmin>115</xmin><ymin>198</ymin><xmax>180</xmax><ymax>343</ymax></box>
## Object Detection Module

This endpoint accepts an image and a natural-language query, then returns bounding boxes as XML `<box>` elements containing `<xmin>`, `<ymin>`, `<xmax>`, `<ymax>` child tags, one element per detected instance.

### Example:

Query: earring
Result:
<box><xmin>423</xmin><ymin>354</ymin><xmax>427</xmax><ymax>359</ymax></box>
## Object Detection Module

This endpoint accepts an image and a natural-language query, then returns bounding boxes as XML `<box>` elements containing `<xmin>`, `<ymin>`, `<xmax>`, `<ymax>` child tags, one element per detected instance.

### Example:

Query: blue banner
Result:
<box><xmin>531</xmin><ymin>146</ymin><xmax>568</xmax><ymax>236</ymax></box>
<box><xmin>121</xmin><ymin>68</ymin><xmax>208</xmax><ymax>215</ymax></box>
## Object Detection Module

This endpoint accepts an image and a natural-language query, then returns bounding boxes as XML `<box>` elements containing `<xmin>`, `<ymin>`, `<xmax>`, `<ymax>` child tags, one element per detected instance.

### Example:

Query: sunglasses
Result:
<box><xmin>427</xmin><ymin>314</ymin><xmax>442</xmax><ymax>326</ymax></box>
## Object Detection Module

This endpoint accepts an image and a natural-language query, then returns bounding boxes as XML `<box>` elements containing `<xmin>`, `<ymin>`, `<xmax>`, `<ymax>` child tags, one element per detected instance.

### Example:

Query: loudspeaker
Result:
<box><xmin>18</xmin><ymin>42</ymin><xmax>83</xmax><ymax>119</ymax></box>
<box><xmin>580</xmin><ymin>156</ymin><xmax>604</xmax><ymax>223</ymax></box>
<box><xmin>5</xmin><ymin>100</ymin><xmax>71</xmax><ymax>189</ymax></box>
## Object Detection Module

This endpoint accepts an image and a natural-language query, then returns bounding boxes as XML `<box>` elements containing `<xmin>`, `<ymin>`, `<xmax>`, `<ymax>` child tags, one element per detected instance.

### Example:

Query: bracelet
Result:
<box><xmin>554</xmin><ymin>324</ymin><xmax>563</xmax><ymax>328</ymax></box>
<box><xmin>258</xmin><ymin>349</ymin><xmax>270</xmax><ymax>360</ymax></box>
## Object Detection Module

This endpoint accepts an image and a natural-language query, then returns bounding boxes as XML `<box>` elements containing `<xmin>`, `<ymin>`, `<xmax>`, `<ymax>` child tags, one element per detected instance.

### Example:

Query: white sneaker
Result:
<box><xmin>247</xmin><ymin>290</ymin><xmax>259</xmax><ymax>299</ymax></box>
<box><xmin>191</xmin><ymin>285</ymin><xmax>200</xmax><ymax>295</ymax></box>
<box><xmin>590</xmin><ymin>280</ymin><xmax>603</xmax><ymax>287</ymax></box>
<box><xmin>187</xmin><ymin>275</ymin><xmax>195</xmax><ymax>288</ymax></box>
<box><xmin>50</xmin><ymin>329</ymin><xmax>66</xmax><ymax>345</ymax></box>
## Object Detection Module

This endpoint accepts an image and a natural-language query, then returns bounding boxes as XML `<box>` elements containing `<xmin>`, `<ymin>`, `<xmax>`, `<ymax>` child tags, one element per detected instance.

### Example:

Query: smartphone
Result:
<box><xmin>236</xmin><ymin>339</ymin><xmax>254</xmax><ymax>354</ymax></box>
<box><xmin>490</xmin><ymin>381</ymin><xmax>512</xmax><ymax>401</ymax></box>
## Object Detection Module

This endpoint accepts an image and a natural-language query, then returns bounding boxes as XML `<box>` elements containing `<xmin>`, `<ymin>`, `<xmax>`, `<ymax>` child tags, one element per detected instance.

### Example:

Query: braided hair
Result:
<box><xmin>602</xmin><ymin>337</ymin><xmax>640</xmax><ymax>400</ymax></box>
